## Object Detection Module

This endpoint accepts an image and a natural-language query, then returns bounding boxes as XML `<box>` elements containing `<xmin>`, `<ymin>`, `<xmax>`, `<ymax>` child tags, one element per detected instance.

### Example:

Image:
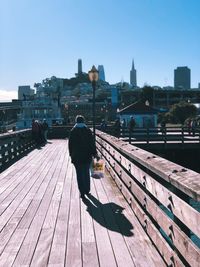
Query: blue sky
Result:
<box><xmin>0</xmin><ymin>0</ymin><xmax>199</xmax><ymax>100</ymax></box>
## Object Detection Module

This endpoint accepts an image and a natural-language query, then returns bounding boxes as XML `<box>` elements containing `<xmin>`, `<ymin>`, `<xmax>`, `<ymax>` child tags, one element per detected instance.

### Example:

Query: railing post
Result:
<box><xmin>164</xmin><ymin>126</ymin><xmax>167</xmax><ymax>145</ymax></box>
<box><xmin>129</xmin><ymin>128</ymin><xmax>131</xmax><ymax>144</ymax></box>
<box><xmin>181</xmin><ymin>126</ymin><xmax>184</xmax><ymax>145</ymax></box>
<box><xmin>146</xmin><ymin>127</ymin><xmax>149</xmax><ymax>145</ymax></box>
<box><xmin>199</xmin><ymin>127</ymin><xmax>200</xmax><ymax>143</ymax></box>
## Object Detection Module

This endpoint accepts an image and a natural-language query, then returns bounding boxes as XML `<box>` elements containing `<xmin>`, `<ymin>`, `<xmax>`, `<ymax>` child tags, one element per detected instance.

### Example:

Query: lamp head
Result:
<box><xmin>88</xmin><ymin>65</ymin><xmax>99</xmax><ymax>82</ymax></box>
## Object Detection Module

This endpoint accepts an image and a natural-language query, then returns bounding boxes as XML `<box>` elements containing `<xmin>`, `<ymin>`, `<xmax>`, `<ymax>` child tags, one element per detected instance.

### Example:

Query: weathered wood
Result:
<box><xmin>0</xmin><ymin>129</ymin><xmax>35</xmax><ymax>171</ymax></box>
<box><xmin>96</xmin><ymin>131</ymin><xmax>200</xmax><ymax>267</ymax></box>
<box><xmin>106</xmin><ymin>159</ymin><xmax>185</xmax><ymax>267</ymax></box>
<box><xmin>0</xmin><ymin>138</ymin><xmax>180</xmax><ymax>266</ymax></box>
<box><xmin>88</xmin><ymin>181</ymin><xmax>117</xmax><ymax>267</ymax></box>
<box><xmin>106</xmin><ymin>156</ymin><xmax>200</xmax><ymax>266</ymax></box>
<box><xmin>48</xmin><ymin>158</ymin><xmax>73</xmax><ymax>266</ymax></box>
<box><xmin>65</xmin><ymin>167</ymin><xmax>82</xmax><ymax>267</ymax></box>
<box><xmin>30</xmin><ymin>151</ymin><xmax>68</xmax><ymax>267</ymax></box>
<box><xmin>93</xmin><ymin>178</ymin><xmax>135</xmax><ymax>267</ymax></box>
<box><xmin>80</xmin><ymin>193</ymin><xmax>99</xmax><ymax>267</ymax></box>
<box><xmin>96</xmin><ymin>132</ymin><xmax>200</xmax><ymax>201</ymax></box>
<box><xmin>12</xmin><ymin>141</ymin><xmax>66</xmax><ymax>267</ymax></box>
<box><xmin>99</xmin><ymin>141</ymin><xmax>200</xmax><ymax>239</ymax></box>
<box><xmin>101</xmin><ymin>170</ymin><xmax>167</xmax><ymax>267</ymax></box>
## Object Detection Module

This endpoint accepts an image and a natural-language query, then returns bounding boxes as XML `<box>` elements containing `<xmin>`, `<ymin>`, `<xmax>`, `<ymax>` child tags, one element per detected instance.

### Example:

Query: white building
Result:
<box><xmin>16</xmin><ymin>77</ymin><xmax>64</xmax><ymax>129</ymax></box>
<box><xmin>18</xmin><ymin>85</ymin><xmax>35</xmax><ymax>100</ymax></box>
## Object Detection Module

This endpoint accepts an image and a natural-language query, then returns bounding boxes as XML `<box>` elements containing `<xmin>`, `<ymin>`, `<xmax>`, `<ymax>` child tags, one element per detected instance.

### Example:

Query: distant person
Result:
<box><xmin>37</xmin><ymin>121</ymin><xmax>44</xmax><ymax>144</ymax></box>
<box><xmin>32</xmin><ymin>119</ymin><xmax>40</xmax><ymax>144</ymax></box>
<box><xmin>129</xmin><ymin>116</ymin><xmax>136</xmax><ymax>131</ymax></box>
<box><xmin>191</xmin><ymin>119</ymin><xmax>196</xmax><ymax>136</ymax></box>
<box><xmin>113</xmin><ymin>118</ymin><xmax>121</xmax><ymax>138</ymax></box>
<box><xmin>121</xmin><ymin>119</ymin><xmax>126</xmax><ymax>136</ymax></box>
<box><xmin>187</xmin><ymin>118</ymin><xmax>192</xmax><ymax>135</ymax></box>
<box><xmin>42</xmin><ymin>119</ymin><xmax>49</xmax><ymax>142</ymax></box>
<box><xmin>160</xmin><ymin>119</ymin><xmax>166</xmax><ymax>135</ymax></box>
<box><xmin>128</xmin><ymin>116</ymin><xmax>136</xmax><ymax>141</ymax></box>
<box><xmin>100</xmin><ymin>119</ymin><xmax>107</xmax><ymax>132</ymax></box>
<box><xmin>68</xmin><ymin>115</ymin><xmax>98</xmax><ymax>199</ymax></box>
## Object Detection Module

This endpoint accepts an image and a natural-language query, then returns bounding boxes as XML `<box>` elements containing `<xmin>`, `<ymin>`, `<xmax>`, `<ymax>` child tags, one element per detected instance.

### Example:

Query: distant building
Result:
<box><xmin>17</xmin><ymin>77</ymin><xmax>64</xmax><ymax>129</ymax></box>
<box><xmin>18</xmin><ymin>86</ymin><xmax>35</xmax><ymax>100</ymax></box>
<box><xmin>118</xmin><ymin>101</ymin><xmax>158</xmax><ymax>128</ymax></box>
<box><xmin>98</xmin><ymin>65</ymin><xmax>105</xmax><ymax>81</ymax></box>
<box><xmin>130</xmin><ymin>59</ymin><xmax>137</xmax><ymax>87</ymax></box>
<box><xmin>78</xmin><ymin>59</ymin><xmax>82</xmax><ymax>74</ymax></box>
<box><xmin>174</xmin><ymin>66</ymin><xmax>191</xmax><ymax>89</ymax></box>
<box><xmin>198</xmin><ymin>83</ymin><xmax>200</xmax><ymax>89</ymax></box>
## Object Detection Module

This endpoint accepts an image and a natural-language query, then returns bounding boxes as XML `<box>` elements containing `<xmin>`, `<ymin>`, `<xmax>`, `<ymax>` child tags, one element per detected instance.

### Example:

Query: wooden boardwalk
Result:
<box><xmin>0</xmin><ymin>140</ymin><xmax>166</xmax><ymax>267</ymax></box>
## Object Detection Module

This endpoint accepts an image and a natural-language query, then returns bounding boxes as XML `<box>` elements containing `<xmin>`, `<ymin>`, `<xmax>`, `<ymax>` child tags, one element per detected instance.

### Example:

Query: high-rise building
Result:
<box><xmin>130</xmin><ymin>59</ymin><xmax>137</xmax><ymax>87</ymax></box>
<box><xmin>174</xmin><ymin>66</ymin><xmax>191</xmax><ymax>89</ymax></box>
<box><xmin>98</xmin><ymin>65</ymin><xmax>105</xmax><ymax>81</ymax></box>
<box><xmin>78</xmin><ymin>59</ymin><xmax>82</xmax><ymax>74</ymax></box>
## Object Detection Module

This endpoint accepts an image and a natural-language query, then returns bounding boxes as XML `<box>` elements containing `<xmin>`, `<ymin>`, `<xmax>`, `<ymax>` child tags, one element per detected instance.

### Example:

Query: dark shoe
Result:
<box><xmin>80</xmin><ymin>194</ymin><xmax>85</xmax><ymax>199</ymax></box>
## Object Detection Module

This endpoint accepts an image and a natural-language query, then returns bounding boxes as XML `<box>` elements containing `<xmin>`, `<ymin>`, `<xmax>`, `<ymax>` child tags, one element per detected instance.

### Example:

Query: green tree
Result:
<box><xmin>167</xmin><ymin>101</ymin><xmax>197</xmax><ymax>124</ymax></box>
<box><xmin>140</xmin><ymin>86</ymin><xmax>154</xmax><ymax>105</ymax></box>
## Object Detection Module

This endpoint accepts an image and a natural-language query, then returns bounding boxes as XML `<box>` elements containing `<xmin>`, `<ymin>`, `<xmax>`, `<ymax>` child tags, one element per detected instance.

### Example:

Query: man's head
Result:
<box><xmin>76</xmin><ymin>115</ymin><xmax>85</xmax><ymax>123</ymax></box>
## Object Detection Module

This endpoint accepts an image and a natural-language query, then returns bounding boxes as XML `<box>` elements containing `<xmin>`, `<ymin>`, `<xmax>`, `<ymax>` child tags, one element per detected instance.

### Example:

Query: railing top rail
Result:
<box><xmin>0</xmin><ymin>129</ymin><xmax>31</xmax><ymax>140</ymax></box>
<box><xmin>96</xmin><ymin>130</ymin><xmax>200</xmax><ymax>201</ymax></box>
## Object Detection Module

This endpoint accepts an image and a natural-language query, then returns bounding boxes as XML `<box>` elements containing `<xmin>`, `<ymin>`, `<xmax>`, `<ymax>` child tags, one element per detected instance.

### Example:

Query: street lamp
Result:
<box><xmin>88</xmin><ymin>65</ymin><xmax>99</xmax><ymax>137</ymax></box>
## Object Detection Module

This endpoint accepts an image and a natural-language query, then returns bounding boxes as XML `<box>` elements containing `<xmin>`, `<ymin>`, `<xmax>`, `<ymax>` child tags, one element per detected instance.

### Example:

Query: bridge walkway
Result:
<box><xmin>0</xmin><ymin>139</ymin><xmax>166</xmax><ymax>267</ymax></box>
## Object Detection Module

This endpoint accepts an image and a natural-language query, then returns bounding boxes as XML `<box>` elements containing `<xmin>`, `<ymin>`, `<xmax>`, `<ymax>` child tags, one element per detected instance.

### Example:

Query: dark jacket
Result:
<box><xmin>68</xmin><ymin>125</ymin><xmax>97</xmax><ymax>164</ymax></box>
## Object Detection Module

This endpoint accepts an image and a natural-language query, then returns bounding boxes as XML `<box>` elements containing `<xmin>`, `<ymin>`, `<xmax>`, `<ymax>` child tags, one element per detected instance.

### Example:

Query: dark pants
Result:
<box><xmin>74</xmin><ymin>163</ymin><xmax>91</xmax><ymax>196</ymax></box>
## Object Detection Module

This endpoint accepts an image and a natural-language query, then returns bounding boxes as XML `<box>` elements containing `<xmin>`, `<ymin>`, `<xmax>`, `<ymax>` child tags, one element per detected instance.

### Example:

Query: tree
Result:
<box><xmin>167</xmin><ymin>101</ymin><xmax>197</xmax><ymax>124</ymax></box>
<box><xmin>140</xmin><ymin>86</ymin><xmax>154</xmax><ymax>105</ymax></box>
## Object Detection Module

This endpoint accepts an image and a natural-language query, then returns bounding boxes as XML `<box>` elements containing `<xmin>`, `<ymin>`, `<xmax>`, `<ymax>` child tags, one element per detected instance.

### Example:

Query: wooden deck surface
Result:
<box><xmin>0</xmin><ymin>140</ymin><xmax>166</xmax><ymax>267</ymax></box>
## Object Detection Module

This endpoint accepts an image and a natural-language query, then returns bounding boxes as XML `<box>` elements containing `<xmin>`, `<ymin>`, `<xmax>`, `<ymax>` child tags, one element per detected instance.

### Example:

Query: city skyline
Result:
<box><xmin>0</xmin><ymin>0</ymin><xmax>199</xmax><ymax>101</ymax></box>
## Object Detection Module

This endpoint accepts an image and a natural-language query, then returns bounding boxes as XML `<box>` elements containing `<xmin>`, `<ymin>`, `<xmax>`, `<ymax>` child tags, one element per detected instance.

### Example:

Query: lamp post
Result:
<box><xmin>88</xmin><ymin>65</ymin><xmax>99</xmax><ymax>138</ymax></box>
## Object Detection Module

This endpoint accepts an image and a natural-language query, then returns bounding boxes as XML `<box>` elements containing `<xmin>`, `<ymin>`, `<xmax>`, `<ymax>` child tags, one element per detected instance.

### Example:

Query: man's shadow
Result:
<box><xmin>83</xmin><ymin>194</ymin><xmax>134</xmax><ymax>237</ymax></box>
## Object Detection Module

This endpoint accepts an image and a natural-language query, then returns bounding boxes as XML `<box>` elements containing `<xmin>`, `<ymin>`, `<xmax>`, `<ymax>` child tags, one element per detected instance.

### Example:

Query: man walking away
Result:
<box><xmin>68</xmin><ymin>115</ymin><xmax>97</xmax><ymax>199</ymax></box>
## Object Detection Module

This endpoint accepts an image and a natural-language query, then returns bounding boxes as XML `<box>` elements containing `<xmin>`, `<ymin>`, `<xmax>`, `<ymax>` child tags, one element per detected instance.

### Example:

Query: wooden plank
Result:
<box><xmin>0</xmin><ymin>144</ymin><xmax>59</xmax><ymax>255</ymax></box>
<box><xmin>85</xmin><ymin>180</ymin><xmax>117</xmax><ymax>267</ymax></box>
<box><xmin>65</xmin><ymin>166</ymin><xmax>82</xmax><ymax>267</ymax></box>
<box><xmin>102</xmin><ymin>170</ymin><xmax>166</xmax><ymax>267</ymax></box>
<box><xmin>0</xmin><ymin>143</ymin><xmax>50</xmax><ymax>200</ymax></box>
<box><xmin>0</xmin><ymin>229</ymin><xmax>28</xmax><ymax>267</ymax></box>
<box><xmin>30</xmin><ymin>147</ymin><xmax>69</xmax><ymax>266</ymax></box>
<box><xmin>0</xmin><ymin>144</ymin><xmax>58</xmax><ymax>232</ymax></box>
<box><xmin>12</xmin><ymin>141</ymin><xmax>66</xmax><ymax>267</ymax></box>
<box><xmin>92</xmin><ymin>177</ymin><xmax>135</xmax><ymax>267</ymax></box>
<box><xmin>106</xmin><ymin>158</ymin><xmax>186</xmax><ymax>267</ymax></box>
<box><xmin>48</xmin><ymin>158</ymin><xmax>73</xmax><ymax>266</ymax></box>
<box><xmin>80</xmin><ymin>192</ymin><xmax>99</xmax><ymax>267</ymax></box>
<box><xmin>107</xmin><ymin>156</ymin><xmax>200</xmax><ymax>266</ymax></box>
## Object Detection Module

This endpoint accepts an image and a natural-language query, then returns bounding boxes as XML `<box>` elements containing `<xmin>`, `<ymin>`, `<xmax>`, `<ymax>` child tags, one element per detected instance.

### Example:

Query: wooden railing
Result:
<box><xmin>96</xmin><ymin>130</ymin><xmax>200</xmax><ymax>267</ymax></box>
<box><xmin>0</xmin><ymin>129</ymin><xmax>36</xmax><ymax>172</ymax></box>
<box><xmin>105</xmin><ymin>126</ymin><xmax>200</xmax><ymax>145</ymax></box>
